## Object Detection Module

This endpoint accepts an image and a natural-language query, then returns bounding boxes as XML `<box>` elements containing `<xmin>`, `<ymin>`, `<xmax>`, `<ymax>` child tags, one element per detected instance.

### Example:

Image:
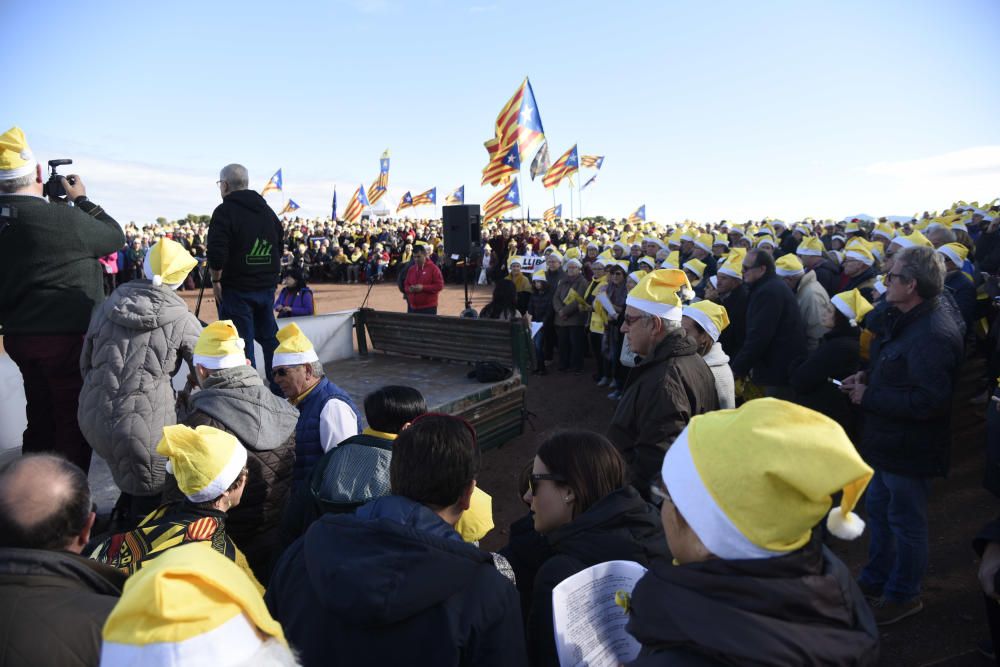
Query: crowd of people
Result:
<box><xmin>3</xmin><ymin>122</ymin><xmax>1000</xmax><ymax>665</ymax></box>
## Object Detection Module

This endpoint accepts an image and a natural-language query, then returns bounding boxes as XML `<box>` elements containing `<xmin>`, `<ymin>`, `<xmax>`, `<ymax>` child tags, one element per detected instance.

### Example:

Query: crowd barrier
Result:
<box><xmin>0</xmin><ymin>310</ymin><xmax>357</xmax><ymax>451</ymax></box>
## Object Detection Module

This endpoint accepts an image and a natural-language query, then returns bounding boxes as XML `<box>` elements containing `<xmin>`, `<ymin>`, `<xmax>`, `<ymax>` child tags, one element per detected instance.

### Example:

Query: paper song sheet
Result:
<box><xmin>552</xmin><ymin>560</ymin><xmax>648</xmax><ymax>667</ymax></box>
<box><xmin>530</xmin><ymin>321</ymin><xmax>544</xmax><ymax>339</ymax></box>
<box><xmin>595</xmin><ymin>292</ymin><xmax>618</xmax><ymax>318</ymax></box>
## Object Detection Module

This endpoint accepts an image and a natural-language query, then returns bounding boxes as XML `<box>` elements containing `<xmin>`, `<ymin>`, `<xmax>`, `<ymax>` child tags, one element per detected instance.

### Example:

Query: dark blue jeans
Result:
<box><xmin>407</xmin><ymin>306</ymin><xmax>437</xmax><ymax>315</ymax></box>
<box><xmin>859</xmin><ymin>469</ymin><xmax>931</xmax><ymax>602</ymax></box>
<box><xmin>218</xmin><ymin>287</ymin><xmax>280</xmax><ymax>381</ymax></box>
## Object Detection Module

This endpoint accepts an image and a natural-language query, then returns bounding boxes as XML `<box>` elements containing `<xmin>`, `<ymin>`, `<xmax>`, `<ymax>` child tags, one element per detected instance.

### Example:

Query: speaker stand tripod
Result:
<box><xmin>460</xmin><ymin>254</ymin><xmax>477</xmax><ymax>318</ymax></box>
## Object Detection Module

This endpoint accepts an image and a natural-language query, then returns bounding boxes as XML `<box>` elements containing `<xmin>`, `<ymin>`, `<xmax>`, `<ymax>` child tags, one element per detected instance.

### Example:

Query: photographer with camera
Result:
<box><xmin>0</xmin><ymin>126</ymin><xmax>125</xmax><ymax>473</ymax></box>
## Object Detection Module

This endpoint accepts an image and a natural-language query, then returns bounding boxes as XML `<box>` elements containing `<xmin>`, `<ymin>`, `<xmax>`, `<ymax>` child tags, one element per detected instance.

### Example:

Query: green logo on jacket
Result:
<box><xmin>246</xmin><ymin>238</ymin><xmax>273</xmax><ymax>265</ymax></box>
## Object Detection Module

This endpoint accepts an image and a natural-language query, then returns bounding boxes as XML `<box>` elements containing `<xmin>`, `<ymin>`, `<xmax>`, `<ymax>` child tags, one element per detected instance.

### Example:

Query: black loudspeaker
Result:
<box><xmin>443</xmin><ymin>204</ymin><xmax>482</xmax><ymax>257</ymax></box>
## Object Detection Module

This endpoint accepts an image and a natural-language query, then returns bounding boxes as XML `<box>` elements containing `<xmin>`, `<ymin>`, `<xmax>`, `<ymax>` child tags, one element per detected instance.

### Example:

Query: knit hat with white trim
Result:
<box><xmin>193</xmin><ymin>320</ymin><xmax>246</xmax><ymax>370</ymax></box>
<box><xmin>890</xmin><ymin>230</ymin><xmax>932</xmax><ymax>250</ymax></box>
<box><xmin>142</xmin><ymin>238</ymin><xmax>198</xmax><ymax>289</ymax></box>
<box><xmin>100</xmin><ymin>542</ymin><xmax>285</xmax><ymax>667</ymax></box>
<box><xmin>716</xmin><ymin>248</ymin><xmax>745</xmax><ymax>280</ymax></box>
<box><xmin>831</xmin><ymin>288</ymin><xmax>873</xmax><ymax>327</ymax></box>
<box><xmin>683</xmin><ymin>258</ymin><xmax>706</xmax><ymax>279</ymax></box>
<box><xmin>272</xmin><ymin>323</ymin><xmax>319</xmax><ymax>367</ymax></box>
<box><xmin>661</xmin><ymin>398</ymin><xmax>873</xmax><ymax>560</ymax></box>
<box><xmin>845</xmin><ymin>245</ymin><xmax>875</xmax><ymax>266</ymax></box>
<box><xmin>157</xmin><ymin>425</ymin><xmax>248</xmax><ymax>503</ymax></box>
<box><xmin>693</xmin><ymin>233</ymin><xmax>714</xmax><ymax>253</ymax></box>
<box><xmin>0</xmin><ymin>126</ymin><xmax>37</xmax><ymax>180</ymax></box>
<box><xmin>626</xmin><ymin>269</ymin><xmax>691</xmax><ymax>321</ymax></box>
<box><xmin>682</xmin><ymin>301</ymin><xmax>730</xmax><ymax>342</ymax></box>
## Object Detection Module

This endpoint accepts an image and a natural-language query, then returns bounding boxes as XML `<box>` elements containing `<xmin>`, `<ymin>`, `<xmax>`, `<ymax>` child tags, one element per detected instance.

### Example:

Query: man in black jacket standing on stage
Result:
<box><xmin>208</xmin><ymin>164</ymin><xmax>283</xmax><ymax>381</ymax></box>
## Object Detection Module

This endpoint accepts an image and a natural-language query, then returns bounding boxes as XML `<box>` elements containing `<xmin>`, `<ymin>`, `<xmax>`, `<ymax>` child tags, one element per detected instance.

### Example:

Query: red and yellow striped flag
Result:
<box><xmin>542</xmin><ymin>145</ymin><xmax>579</xmax><ymax>189</ymax></box>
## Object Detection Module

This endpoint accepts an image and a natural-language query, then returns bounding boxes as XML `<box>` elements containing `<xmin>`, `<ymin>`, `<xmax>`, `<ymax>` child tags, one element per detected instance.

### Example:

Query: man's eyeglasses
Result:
<box><xmin>884</xmin><ymin>271</ymin><xmax>908</xmax><ymax>284</ymax></box>
<box><xmin>273</xmin><ymin>367</ymin><xmax>294</xmax><ymax>378</ymax></box>
<box><xmin>649</xmin><ymin>476</ymin><xmax>671</xmax><ymax>506</ymax></box>
<box><xmin>622</xmin><ymin>313</ymin><xmax>648</xmax><ymax>326</ymax></box>
<box><xmin>528</xmin><ymin>473</ymin><xmax>566</xmax><ymax>495</ymax></box>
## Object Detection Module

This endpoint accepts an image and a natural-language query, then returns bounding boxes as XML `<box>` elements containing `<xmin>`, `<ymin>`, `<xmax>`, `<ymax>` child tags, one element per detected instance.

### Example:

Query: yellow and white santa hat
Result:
<box><xmin>507</xmin><ymin>255</ymin><xmax>523</xmax><ymax>269</ymax></box>
<box><xmin>890</xmin><ymin>230</ymin><xmax>932</xmax><ymax>250</ymax></box>
<box><xmin>661</xmin><ymin>398</ymin><xmax>874</xmax><ymax>560</ymax></box>
<box><xmin>663</xmin><ymin>250</ymin><xmax>681</xmax><ymax>270</ymax></box>
<box><xmin>796</xmin><ymin>236</ymin><xmax>825</xmax><ymax>257</ymax></box>
<box><xmin>831</xmin><ymin>288</ymin><xmax>873</xmax><ymax>327</ymax></box>
<box><xmin>775</xmin><ymin>254</ymin><xmax>805</xmax><ymax>277</ymax></box>
<box><xmin>937</xmin><ymin>242</ymin><xmax>969</xmax><ymax>268</ymax></box>
<box><xmin>627</xmin><ymin>269</ymin><xmax>648</xmax><ymax>286</ymax></box>
<box><xmin>626</xmin><ymin>269</ymin><xmax>691</xmax><ymax>321</ymax></box>
<box><xmin>193</xmin><ymin>320</ymin><xmax>246</xmax><ymax>370</ymax></box>
<box><xmin>0</xmin><ymin>126</ymin><xmax>37</xmax><ymax>180</ymax></box>
<box><xmin>531</xmin><ymin>268</ymin><xmax>547</xmax><ymax>282</ymax></box>
<box><xmin>156</xmin><ymin>425</ymin><xmax>247</xmax><ymax>503</ymax></box>
<box><xmin>755</xmin><ymin>234</ymin><xmax>776</xmax><ymax>249</ymax></box>
<box><xmin>716</xmin><ymin>248</ymin><xmax>746</xmax><ymax>280</ymax></box>
<box><xmin>273</xmin><ymin>322</ymin><xmax>319</xmax><ymax>367</ymax></box>
<box><xmin>873</xmin><ymin>223</ymin><xmax>896</xmax><ymax>241</ymax></box>
<box><xmin>682</xmin><ymin>301</ymin><xmax>730</xmax><ymax>342</ymax></box>
<box><xmin>683</xmin><ymin>258</ymin><xmax>706</xmax><ymax>279</ymax></box>
<box><xmin>143</xmin><ymin>238</ymin><xmax>198</xmax><ymax>289</ymax></box>
<box><xmin>845</xmin><ymin>245</ymin><xmax>875</xmax><ymax>266</ymax></box>
<box><xmin>100</xmin><ymin>542</ymin><xmax>285</xmax><ymax>667</ymax></box>
<box><xmin>712</xmin><ymin>233</ymin><xmax>730</xmax><ymax>249</ymax></box>
<box><xmin>693</xmin><ymin>233</ymin><xmax>714</xmax><ymax>253</ymax></box>
<box><xmin>638</xmin><ymin>256</ymin><xmax>656</xmax><ymax>270</ymax></box>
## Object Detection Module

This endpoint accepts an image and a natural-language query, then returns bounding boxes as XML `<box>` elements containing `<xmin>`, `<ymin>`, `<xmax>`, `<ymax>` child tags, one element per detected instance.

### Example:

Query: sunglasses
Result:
<box><xmin>273</xmin><ymin>367</ymin><xmax>296</xmax><ymax>378</ymax></box>
<box><xmin>528</xmin><ymin>473</ymin><xmax>566</xmax><ymax>495</ymax></box>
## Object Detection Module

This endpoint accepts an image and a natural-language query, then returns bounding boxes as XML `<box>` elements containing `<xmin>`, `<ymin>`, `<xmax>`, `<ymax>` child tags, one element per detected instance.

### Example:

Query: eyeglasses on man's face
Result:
<box><xmin>622</xmin><ymin>313</ymin><xmax>649</xmax><ymax>326</ymax></box>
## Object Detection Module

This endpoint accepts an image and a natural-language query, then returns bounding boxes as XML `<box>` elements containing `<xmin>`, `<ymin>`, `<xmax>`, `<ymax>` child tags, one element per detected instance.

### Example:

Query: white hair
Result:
<box><xmin>220</xmin><ymin>163</ymin><xmax>249</xmax><ymax>191</ymax></box>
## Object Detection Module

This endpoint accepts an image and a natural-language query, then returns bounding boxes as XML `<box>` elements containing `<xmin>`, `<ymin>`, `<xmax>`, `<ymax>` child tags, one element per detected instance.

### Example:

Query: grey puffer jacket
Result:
<box><xmin>78</xmin><ymin>280</ymin><xmax>202</xmax><ymax>496</ymax></box>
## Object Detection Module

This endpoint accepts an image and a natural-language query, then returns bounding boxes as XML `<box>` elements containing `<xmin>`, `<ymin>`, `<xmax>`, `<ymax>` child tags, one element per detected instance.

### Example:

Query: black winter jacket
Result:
<box><xmin>730</xmin><ymin>273</ymin><xmax>808</xmax><ymax>386</ymax></box>
<box><xmin>626</xmin><ymin>535</ymin><xmax>879</xmax><ymax>667</ymax></box>
<box><xmin>717</xmin><ymin>283</ymin><xmax>748</xmax><ymax>360</ymax></box>
<box><xmin>0</xmin><ymin>548</ymin><xmax>124</xmax><ymax>667</ymax></box>
<box><xmin>207</xmin><ymin>189</ymin><xmax>283</xmax><ymax>291</ymax></box>
<box><xmin>790</xmin><ymin>325</ymin><xmax>861</xmax><ymax>439</ymax></box>
<box><xmin>267</xmin><ymin>495</ymin><xmax>527</xmax><ymax>667</ymax></box>
<box><xmin>524</xmin><ymin>487</ymin><xmax>668</xmax><ymax>667</ymax></box>
<box><xmin>858</xmin><ymin>297</ymin><xmax>963</xmax><ymax>477</ymax></box>
<box><xmin>811</xmin><ymin>259</ymin><xmax>842</xmax><ymax>297</ymax></box>
<box><xmin>608</xmin><ymin>330</ymin><xmax>719</xmax><ymax>490</ymax></box>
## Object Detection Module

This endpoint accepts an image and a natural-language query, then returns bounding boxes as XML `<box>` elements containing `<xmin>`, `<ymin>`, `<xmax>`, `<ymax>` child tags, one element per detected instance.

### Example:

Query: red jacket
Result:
<box><xmin>403</xmin><ymin>260</ymin><xmax>444</xmax><ymax>310</ymax></box>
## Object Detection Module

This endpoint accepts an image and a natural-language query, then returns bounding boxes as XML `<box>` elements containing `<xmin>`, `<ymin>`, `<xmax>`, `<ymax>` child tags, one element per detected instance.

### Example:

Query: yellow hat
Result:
<box><xmin>455</xmin><ymin>487</ymin><xmax>494</xmax><ymax>543</ymax></box>
<box><xmin>682</xmin><ymin>258</ymin><xmax>706</xmax><ymax>278</ymax></box>
<box><xmin>157</xmin><ymin>425</ymin><xmax>247</xmax><ymax>503</ymax></box>
<box><xmin>831</xmin><ymin>288</ymin><xmax>873</xmax><ymax>326</ymax></box>
<box><xmin>682</xmin><ymin>301</ymin><xmax>730</xmax><ymax>342</ymax></box>
<box><xmin>273</xmin><ymin>323</ymin><xmax>319</xmax><ymax>367</ymax></box>
<box><xmin>844</xmin><ymin>245</ymin><xmax>875</xmax><ymax>266</ymax></box>
<box><xmin>754</xmin><ymin>234</ymin><xmax>776</xmax><ymax>249</ymax></box>
<box><xmin>565</xmin><ymin>247</ymin><xmax>581</xmax><ymax>260</ymax></box>
<box><xmin>796</xmin><ymin>236</ymin><xmax>825</xmax><ymax>257</ymax></box>
<box><xmin>712</xmin><ymin>233</ymin><xmax>729</xmax><ymax>249</ymax></box>
<box><xmin>626</xmin><ymin>269</ymin><xmax>691</xmax><ymax>320</ymax></box>
<box><xmin>873</xmin><ymin>223</ymin><xmax>895</xmax><ymax>241</ymax></box>
<box><xmin>844</xmin><ymin>221</ymin><xmax>861</xmax><ymax>234</ymax></box>
<box><xmin>693</xmin><ymin>233</ymin><xmax>714</xmax><ymax>253</ymax></box>
<box><xmin>0</xmin><ymin>126</ymin><xmax>37</xmax><ymax>180</ymax></box>
<box><xmin>638</xmin><ymin>255</ymin><xmax>656</xmax><ymax>269</ymax></box>
<box><xmin>716</xmin><ymin>248</ymin><xmax>746</xmax><ymax>280</ymax></box>
<box><xmin>937</xmin><ymin>242</ymin><xmax>969</xmax><ymax>267</ymax></box>
<box><xmin>775</xmin><ymin>254</ymin><xmax>805</xmax><ymax>277</ymax></box>
<box><xmin>101</xmin><ymin>542</ymin><xmax>285</xmax><ymax>666</ymax></box>
<box><xmin>891</xmin><ymin>230</ymin><xmax>932</xmax><ymax>250</ymax></box>
<box><xmin>662</xmin><ymin>398</ymin><xmax>874</xmax><ymax>559</ymax></box>
<box><xmin>531</xmin><ymin>269</ymin><xmax>547</xmax><ymax>282</ymax></box>
<box><xmin>143</xmin><ymin>238</ymin><xmax>198</xmax><ymax>288</ymax></box>
<box><xmin>627</xmin><ymin>269</ymin><xmax>648</xmax><ymax>285</ymax></box>
<box><xmin>193</xmin><ymin>320</ymin><xmax>246</xmax><ymax>370</ymax></box>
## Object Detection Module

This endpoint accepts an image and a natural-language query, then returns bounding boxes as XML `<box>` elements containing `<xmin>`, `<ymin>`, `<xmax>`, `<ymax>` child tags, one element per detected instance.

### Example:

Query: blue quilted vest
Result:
<box><xmin>293</xmin><ymin>377</ymin><xmax>362</xmax><ymax>482</ymax></box>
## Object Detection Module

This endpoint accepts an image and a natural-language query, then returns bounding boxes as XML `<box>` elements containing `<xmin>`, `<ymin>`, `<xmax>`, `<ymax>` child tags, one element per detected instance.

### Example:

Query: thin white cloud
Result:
<box><xmin>864</xmin><ymin>145</ymin><xmax>1000</xmax><ymax>179</ymax></box>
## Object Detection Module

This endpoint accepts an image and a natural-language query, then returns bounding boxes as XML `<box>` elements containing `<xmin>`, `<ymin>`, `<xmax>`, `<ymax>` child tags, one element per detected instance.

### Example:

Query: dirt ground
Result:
<box><xmin>5</xmin><ymin>277</ymin><xmax>993</xmax><ymax>665</ymax></box>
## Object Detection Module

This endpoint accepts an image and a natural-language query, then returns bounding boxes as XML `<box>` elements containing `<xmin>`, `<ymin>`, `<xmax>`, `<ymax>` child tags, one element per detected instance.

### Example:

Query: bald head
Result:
<box><xmin>0</xmin><ymin>455</ymin><xmax>94</xmax><ymax>552</ymax></box>
<box><xmin>219</xmin><ymin>163</ymin><xmax>249</xmax><ymax>192</ymax></box>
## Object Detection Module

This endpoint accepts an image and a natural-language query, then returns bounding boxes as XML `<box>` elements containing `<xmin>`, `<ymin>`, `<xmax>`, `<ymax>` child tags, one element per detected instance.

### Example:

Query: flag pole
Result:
<box><xmin>577</xmin><ymin>174</ymin><xmax>583</xmax><ymax>222</ymax></box>
<box><xmin>568</xmin><ymin>178</ymin><xmax>574</xmax><ymax>222</ymax></box>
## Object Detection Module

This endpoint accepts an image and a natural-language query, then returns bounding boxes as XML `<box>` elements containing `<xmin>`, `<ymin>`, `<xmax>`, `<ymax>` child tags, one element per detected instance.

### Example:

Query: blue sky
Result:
<box><xmin>5</xmin><ymin>0</ymin><xmax>999</xmax><ymax>225</ymax></box>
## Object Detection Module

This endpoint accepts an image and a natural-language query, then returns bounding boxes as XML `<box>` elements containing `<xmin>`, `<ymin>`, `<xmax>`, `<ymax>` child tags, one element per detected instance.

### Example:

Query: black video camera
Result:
<box><xmin>42</xmin><ymin>159</ymin><xmax>75</xmax><ymax>201</ymax></box>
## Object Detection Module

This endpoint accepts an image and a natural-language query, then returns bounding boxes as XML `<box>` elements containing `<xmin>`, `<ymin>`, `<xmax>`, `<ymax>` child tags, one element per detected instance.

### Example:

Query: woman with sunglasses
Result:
<box><xmin>511</xmin><ymin>430</ymin><xmax>668</xmax><ymax>667</ymax></box>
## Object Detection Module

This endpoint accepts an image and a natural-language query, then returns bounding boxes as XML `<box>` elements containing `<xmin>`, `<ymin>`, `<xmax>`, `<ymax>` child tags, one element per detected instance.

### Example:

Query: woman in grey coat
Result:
<box><xmin>78</xmin><ymin>238</ymin><xmax>202</xmax><ymax>527</ymax></box>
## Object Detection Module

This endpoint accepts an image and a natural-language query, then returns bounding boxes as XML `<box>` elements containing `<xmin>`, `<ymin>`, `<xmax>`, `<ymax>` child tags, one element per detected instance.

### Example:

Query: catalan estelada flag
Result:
<box><xmin>445</xmin><ymin>185</ymin><xmax>465</xmax><ymax>205</ymax></box>
<box><xmin>543</xmin><ymin>204</ymin><xmax>562</xmax><ymax>222</ymax></box>
<box><xmin>483</xmin><ymin>178</ymin><xmax>520</xmax><ymax>222</ymax></box>
<box><xmin>410</xmin><ymin>187</ymin><xmax>436</xmax><ymax>207</ymax></box>
<box><xmin>367</xmin><ymin>150</ymin><xmax>390</xmax><ymax>205</ymax></box>
<box><xmin>493</xmin><ymin>77</ymin><xmax>546</xmax><ymax>161</ymax></box>
<box><xmin>343</xmin><ymin>184</ymin><xmax>369</xmax><ymax>222</ymax></box>
<box><xmin>482</xmin><ymin>140</ymin><xmax>520</xmax><ymax>186</ymax></box>
<box><xmin>397</xmin><ymin>191</ymin><xmax>413</xmax><ymax>212</ymax></box>
<box><xmin>580</xmin><ymin>155</ymin><xmax>604</xmax><ymax>169</ymax></box>
<box><xmin>279</xmin><ymin>199</ymin><xmax>300</xmax><ymax>216</ymax></box>
<box><xmin>542</xmin><ymin>144</ymin><xmax>579</xmax><ymax>189</ymax></box>
<box><xmin>582</xmin><ymin>174</ymin><xmax>598</xmax><ymax>190</ymax></box>
<box><xmin>628</xmin><ymin>205</ymin><xmax>646</xmax><ymax>223</ymax></box>
<box><xmin>260</xmin><ymin>169</ymin><xmax>282</xmax><ymax>196</ymax></box>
